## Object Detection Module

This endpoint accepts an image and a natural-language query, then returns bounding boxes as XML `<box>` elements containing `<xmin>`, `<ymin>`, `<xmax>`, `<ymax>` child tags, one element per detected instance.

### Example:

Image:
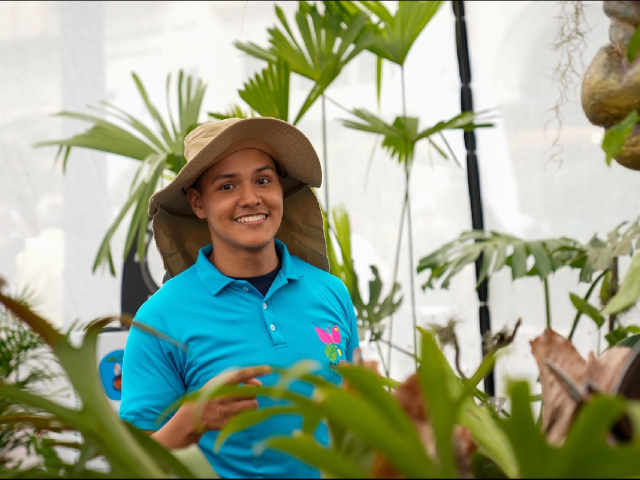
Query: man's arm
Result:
<box><xmin>140</xmin><ymin>367</ymin><xmax>270</xmax><ymax>449</ymax></box>
<box><xmin>142</xmin><ymin>402</ymin><xmax>201</xmax><ymax>448</ymax></box>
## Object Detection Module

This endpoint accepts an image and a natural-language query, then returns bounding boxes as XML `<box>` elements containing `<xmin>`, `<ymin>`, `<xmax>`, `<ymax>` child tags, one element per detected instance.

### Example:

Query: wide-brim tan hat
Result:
<box><xmin>149</xmin><ymin>117</ymin><xmax>329</xmax><ymax>278</ymax></box>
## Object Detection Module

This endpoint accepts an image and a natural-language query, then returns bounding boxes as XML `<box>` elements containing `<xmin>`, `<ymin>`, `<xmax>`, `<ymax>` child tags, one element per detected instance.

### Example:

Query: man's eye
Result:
<box><xmin>220</xmin><ymin>184</ymin><xmax>233</xmax><ymax>190</ymax></box>
<box><xmin>257</xmin><ymin>178</ymin><xmax>270</xmax><ymax>185</ymax></box>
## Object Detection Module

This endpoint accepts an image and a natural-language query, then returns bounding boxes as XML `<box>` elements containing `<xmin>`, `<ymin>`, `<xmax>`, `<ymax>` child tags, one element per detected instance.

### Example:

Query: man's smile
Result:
<box><xmin>235</xmin><ymin>213</ymin><xmax>269</xmax><ymax>224</ymax></box>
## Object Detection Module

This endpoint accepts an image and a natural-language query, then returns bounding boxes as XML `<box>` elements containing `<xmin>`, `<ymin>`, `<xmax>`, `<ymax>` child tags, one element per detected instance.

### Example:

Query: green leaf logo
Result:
<box><xmin>325</xmin><ymin>344</ymin><xmax>338</xmax><ymax>362</ymax></box>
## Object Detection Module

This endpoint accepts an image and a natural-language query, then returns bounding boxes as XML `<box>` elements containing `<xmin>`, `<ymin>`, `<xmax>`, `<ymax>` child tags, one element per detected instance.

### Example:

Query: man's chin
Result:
<box><xmin>238</xmin><ymin>238</ymin><xmax>275</xmax><ymax>252</ymax></box>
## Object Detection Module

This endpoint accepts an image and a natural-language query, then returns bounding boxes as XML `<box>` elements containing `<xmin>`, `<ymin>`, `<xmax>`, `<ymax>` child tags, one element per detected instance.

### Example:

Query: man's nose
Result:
<box><xmin>238</xmin><ymin>183</ymin><xmax>261</xmax><ymax>207</ymax></box>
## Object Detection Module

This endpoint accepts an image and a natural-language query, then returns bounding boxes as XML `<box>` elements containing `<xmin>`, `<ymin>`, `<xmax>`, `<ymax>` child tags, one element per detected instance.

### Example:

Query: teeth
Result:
<box><xmin>237</xmin><ymin>214</ymin><xmax>266</xmax><ymax>223</ymax></box>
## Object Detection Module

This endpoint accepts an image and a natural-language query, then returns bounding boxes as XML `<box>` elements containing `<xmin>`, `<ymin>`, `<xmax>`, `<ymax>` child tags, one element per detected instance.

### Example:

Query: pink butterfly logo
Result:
<box><xmin>314</xmin><ymin>326</ymin><xmax>342</xmax><ymax>361</ymax></box>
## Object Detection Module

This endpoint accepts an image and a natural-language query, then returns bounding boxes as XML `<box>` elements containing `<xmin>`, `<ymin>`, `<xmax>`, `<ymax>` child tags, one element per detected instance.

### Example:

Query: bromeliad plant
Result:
<box><xmin>36</xmin><ymin>71</ymin><xmax>207</xmax><ymax>276</ymax></box>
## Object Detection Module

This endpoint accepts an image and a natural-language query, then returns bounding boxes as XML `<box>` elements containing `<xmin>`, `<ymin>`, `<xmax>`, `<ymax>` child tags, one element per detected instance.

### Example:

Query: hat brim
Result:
<box><xmin>149</xmin><ymin>117</ymin><xmax>322</xmax><ymax>217</ymax></box>
<box><xmin>149</xmin><ymin>117</ymin><xmax>329</xmax><ymax>277</ymax></box>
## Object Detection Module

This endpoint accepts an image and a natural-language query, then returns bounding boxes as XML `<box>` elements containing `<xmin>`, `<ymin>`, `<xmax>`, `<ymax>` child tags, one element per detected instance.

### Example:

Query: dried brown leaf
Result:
<box><xmin>585</xmin><ymin>347</ymin><xmax>632</xmax><ymax>393</ymax></box>
<box><xmin>530</xmin><ymin>329</ymin><xmax>587</xmax><ymax>444</ymax></box>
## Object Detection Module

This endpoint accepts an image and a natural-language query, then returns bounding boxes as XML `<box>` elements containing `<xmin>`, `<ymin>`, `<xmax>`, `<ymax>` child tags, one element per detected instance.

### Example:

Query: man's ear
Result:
<box><xmin>186</xmin><ymin>188</ymin><xmax>207</xmax><ymax>219</ymax></box>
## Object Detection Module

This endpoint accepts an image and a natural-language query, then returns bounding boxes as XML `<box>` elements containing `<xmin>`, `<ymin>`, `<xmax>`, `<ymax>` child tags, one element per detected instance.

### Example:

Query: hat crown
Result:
<box><xmin>184</xmin><ymin>118</ymin><xmax>242</xmax><ymax>162</ymax></box>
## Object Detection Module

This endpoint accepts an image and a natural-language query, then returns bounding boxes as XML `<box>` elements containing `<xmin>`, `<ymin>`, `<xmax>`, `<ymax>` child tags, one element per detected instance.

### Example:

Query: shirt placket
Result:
<box><xmin>260</xmin><ymin>298</ymin><xmax>286</xmax><ymax>347</ymax></box>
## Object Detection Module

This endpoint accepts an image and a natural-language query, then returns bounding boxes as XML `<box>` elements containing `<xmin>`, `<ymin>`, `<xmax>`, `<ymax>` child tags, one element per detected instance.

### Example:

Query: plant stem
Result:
<box><xmin>544</xmin><ymin>277</ymin><xmax>552</xmax><ymax>329</ymax></box>
<box><xmin>374</xmin><ymin>338</ymin><xmax>390</xmax><ymax>377</ymax></box>
<box><xmin>568</xmin><ymin>270</ymin><xmax>607</xmax><ymax>341</ymax></box>
<box><xmin>387</xmin><ymin>64</ymin><xmax>417</xmax><ymax>374</ymax></box>
<box><xmin>406</xmin><ymin>164</ymin><xmax>418</xmax><ymax>371</ymax></box>
<box><xmin>385</xmin><ymin>191</ymin><xmax>408</xmax><ymax>376</ymax></box>
<box><xmin>322</xmin><ymin>94</ymin><xmax>329</xmax><ymax>214</ymax></box>
<box><xmin>377</xmin><ymin>337</ymin><xmax>419</xmax><ymax>361</ymax></box>
<box><xmin>609</xmin><ymin>257</ymin><xmax>619</xmax><ymax>333</ymax></box>
<box><xmin>401</xmin><ymin>66</ymin><xmax>419</xmax><ymax>371</ymax></box>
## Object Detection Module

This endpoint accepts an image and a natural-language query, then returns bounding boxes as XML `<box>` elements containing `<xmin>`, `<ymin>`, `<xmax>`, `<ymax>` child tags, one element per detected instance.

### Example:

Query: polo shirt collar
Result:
<box><xmin>196</xmin><ymin>239</ymin><xmax>302</xmax><ymax>297</ymax></box>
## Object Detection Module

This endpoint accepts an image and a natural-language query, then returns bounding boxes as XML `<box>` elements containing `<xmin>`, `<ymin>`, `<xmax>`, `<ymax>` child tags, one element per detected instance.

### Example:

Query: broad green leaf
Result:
<box><xmin>216</xmin><ymin>406</ymin><xmax>299</xmax><ymax>452</ymax></box>
<box><xmin>338</xmin><ymin>366</ymin><xmax>420</xmax><ymax>441</ymax></box>
<box><xmin>528</xmin><ymin>241</ymin><xmax>552</xmax><ymax>280</ymax></box>
<box><xmin>628</xmin><ymin>24</ymin><xmax>640</xmax><ymax>62</ymax></box>
<box><xmin>476</xmin><ymin>244</ymin><xmax>495</xmax><ymax>287</ymax></box>
<box><xmin>417</xmin><ymin>331</ymin><xmax>459</xmax><ymax>477</ymax></box>
<box><xmin>498</xmin><ymin>381</ymin><xmax>554</xmax><ymax>477</ymax></box>
<box><xmin>602</xmin><ymin>250</ymin><xmax>640</xmax><ymax>314</ymax></box>
<box><xmin>617</xmin><ymin>332</ymin><xmax>640</xmax><ymax>348</ymax></box>
<box><xmin>262</xmin><ymin>433</ymin><xmax>371</xmax><ymax>479</ymax></box>
<box><xmin>511</xmin><ymin>242</ymin><xmax>527</xmax><ymax>279</ymax></box>
<box><xmin>602</xmin><ymin>110</ymin><xmax>639</xmax><ymax>166</ymax></box>
<box><xmin>605</xmin><ymin>327</ymin><xmax>631</xmax><ymax>348</ymax></box>
<box><xmin>171</xmin><ymin>444</ymin><xmax>218</xmax><ymax>478</ymax></box>
<box><xmin>367</xmin><ymin>266</ymin><xmax>383</xmax><ymax>308</ymax></box>
<box><xmin>569</xmin><ymin>293</ymin><xmax>605</xmax><ymax>329</ymax></box>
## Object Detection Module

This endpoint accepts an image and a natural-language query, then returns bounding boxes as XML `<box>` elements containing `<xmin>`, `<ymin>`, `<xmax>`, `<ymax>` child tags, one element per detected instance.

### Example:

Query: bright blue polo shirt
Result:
<box><xmin>119</xmin><ymin>240</ymin><xmax>359</xmax><ymax>479</ymax></box>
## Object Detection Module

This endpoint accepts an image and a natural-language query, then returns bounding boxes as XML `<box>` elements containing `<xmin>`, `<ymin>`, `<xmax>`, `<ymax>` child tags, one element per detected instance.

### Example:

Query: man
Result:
<box><xmin>119</xmin><ymin>117</ymin><xmax>359</xmax><ymax>478</ymax></box>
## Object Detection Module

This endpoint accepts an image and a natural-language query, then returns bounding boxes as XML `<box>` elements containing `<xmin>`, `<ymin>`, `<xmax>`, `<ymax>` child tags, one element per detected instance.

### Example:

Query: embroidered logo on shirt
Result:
<box><xmin>314</xmin><ymin>325</ymin><xmax>343</xmax><ymax>364</ymax></box>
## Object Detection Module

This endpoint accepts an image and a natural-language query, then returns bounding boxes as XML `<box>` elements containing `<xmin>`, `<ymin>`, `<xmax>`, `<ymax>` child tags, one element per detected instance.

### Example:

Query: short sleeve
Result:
<box><xmin>119</xmin><ymin>320</ymin><xmax>186</xmax><ymax>431</ymax></box>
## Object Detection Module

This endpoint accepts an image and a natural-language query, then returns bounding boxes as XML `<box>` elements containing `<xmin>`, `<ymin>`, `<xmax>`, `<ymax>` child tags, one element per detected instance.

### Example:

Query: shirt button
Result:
<box><xmin>263</xmin><ymin>303</ymin><xmax>267</xmax><ymax>309</ymax></box>
<box><xmin>270</xmin><ymin>324</ymin><xmax>276</xmax><ymax>331</ymax></box>
<box><xmin>242</xmin><ymin>287</ymin><xmax>249</xmax><ymax>292</ymax></box>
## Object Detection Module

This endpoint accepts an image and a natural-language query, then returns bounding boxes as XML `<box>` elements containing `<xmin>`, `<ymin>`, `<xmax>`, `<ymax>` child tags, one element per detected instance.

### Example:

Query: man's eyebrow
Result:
<box><xmin>210</xmin><ymin>165</ymin><xmax>276</xmax><ymax>184</ymax></box>
<box><xmin>254</xmin><ymin>165</ymin><xmax>276</xmax><ymax>174</ymax></box>
<box><xmin>211</xmin><ymin>172</ymin><xmax>238</xmax><ymax>183</ymax></box>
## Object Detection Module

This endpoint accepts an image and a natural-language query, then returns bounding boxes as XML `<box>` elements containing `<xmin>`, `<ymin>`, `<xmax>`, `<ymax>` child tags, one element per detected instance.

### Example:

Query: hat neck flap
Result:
<box><xmin>152</xmin><ymin>185</ymin><xmax>329</xmax><ymax>279</ymax></box>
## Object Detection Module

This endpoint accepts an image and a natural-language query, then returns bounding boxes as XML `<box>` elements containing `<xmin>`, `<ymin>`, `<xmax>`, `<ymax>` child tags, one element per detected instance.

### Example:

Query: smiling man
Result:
<box><xmin>119</xmin><ymin>118</ymin><xmax>359</xmax><ymax>479</ymax></box>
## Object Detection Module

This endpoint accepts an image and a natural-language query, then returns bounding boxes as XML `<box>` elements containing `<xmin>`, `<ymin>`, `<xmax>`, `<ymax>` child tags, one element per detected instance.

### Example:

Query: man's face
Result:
<box><xmin>186</xmin><ymin>149</ymin><xmax>284</xmax><ymax>255</ymax></box>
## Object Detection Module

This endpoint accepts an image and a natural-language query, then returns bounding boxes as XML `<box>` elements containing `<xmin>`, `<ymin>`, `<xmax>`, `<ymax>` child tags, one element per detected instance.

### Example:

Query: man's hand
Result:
<box><xmin>190</xmin><ymin>365</ymin><xmax>272</xmax><ymax>433</ymax></box>
<box><xmin>148</xmin><ymin>365</ymin><xmax>272</xmax><ymax>449</ymax></box>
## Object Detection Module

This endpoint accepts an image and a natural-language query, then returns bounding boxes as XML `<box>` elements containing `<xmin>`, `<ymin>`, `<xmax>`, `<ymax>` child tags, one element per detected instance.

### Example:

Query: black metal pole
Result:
<box><xmin>452</xmin><ymin>0</ymin><xmax>495</xmax><ymax>396</ymax></box>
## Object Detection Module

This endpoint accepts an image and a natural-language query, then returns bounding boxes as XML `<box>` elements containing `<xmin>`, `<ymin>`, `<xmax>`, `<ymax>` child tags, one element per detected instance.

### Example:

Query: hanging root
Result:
<box><xmin>547</xmin><ymin>0</ymin><xmax>591</xmax><ymax>169</ymax></box>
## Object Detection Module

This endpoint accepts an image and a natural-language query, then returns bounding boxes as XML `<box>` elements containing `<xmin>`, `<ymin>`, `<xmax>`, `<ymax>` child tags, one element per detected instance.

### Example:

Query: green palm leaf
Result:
<box><xmin>235</xmin><ymin>2</ymin><xmax>374</xmax><ymax>124</ymax></box>
<box><xmin>238</xmin><ymin>59</ymin><xmax>290</xmax><ymax>122</ymax></box>
<box><xmin>342</xmin><ymin>108</ymin><xmax>494</xmax><ymax>165</ymax></box>
<box><xmin>36</xmin><ymin>71</ymin><xmax>208</xmax><ymax>275</ymax></box>
<box><xmin>208</xmin><ymin>104</ymin><xmax>253</xmax><ymax>121</ymax></box>
<box><xmin>346</xmin><ymin>1</ymin><xmax>443</xmax><ymax>67</ymax></box>
<box><xmin>325</xmin><ymin>1</ymin><xmax>443</xmax><ymax>100</ymax></box>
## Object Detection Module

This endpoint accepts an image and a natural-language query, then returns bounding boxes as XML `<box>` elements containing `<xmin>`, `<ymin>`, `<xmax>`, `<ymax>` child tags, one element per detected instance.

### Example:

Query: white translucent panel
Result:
<box><xmin>1</xmin><ymin>0</ymin><xmax>637</xmax><ymax>401</ymax></box>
